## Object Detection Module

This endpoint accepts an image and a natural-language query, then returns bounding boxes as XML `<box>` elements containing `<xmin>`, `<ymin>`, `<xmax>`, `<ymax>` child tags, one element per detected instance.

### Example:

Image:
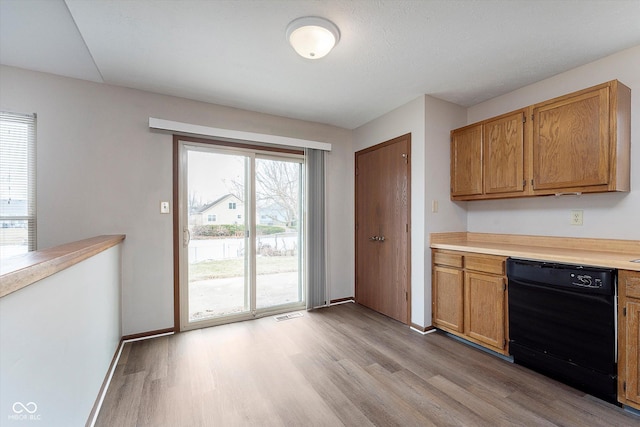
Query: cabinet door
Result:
<box><xmin>484</xmin><ymin>111</ymin><xmax>525</xmax><ymax>194</ymax></box>
<box><xmin>532</xmin><ymin>86</ymin><xmax>610</xmax><ymax>191</ymax></box>
<box><xmin>451</xmin><ymin>124</ymin><xmax>482</xmax><ymax>197</ymax></box>
<box><xmin>625</xmin><ymin>299</ymin><xmax>640</xmax><ymax>406</ymax></box>
<box><xmin>464</xmin><ymin>271</ymin><xmax>505</xmax><ymax>350</ymax></box>
<box><xmin>433</xmin><ymin>266</ymin><xmax>464</xmax><ymax>332</ymax></box>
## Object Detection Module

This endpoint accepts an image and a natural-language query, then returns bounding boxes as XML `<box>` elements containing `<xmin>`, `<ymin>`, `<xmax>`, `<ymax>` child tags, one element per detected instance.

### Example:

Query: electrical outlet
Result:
<box><xmin>570</xmin><ymin>210</ymin><xmax>583</xmax><ymax>226</ymax></box>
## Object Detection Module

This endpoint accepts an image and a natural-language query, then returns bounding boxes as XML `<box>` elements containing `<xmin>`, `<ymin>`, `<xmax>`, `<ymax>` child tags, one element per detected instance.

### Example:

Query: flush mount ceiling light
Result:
<box><xmin>286</xmin><ymin>16</ymin><xmax>340</xmax><ymax>59</ymax></box>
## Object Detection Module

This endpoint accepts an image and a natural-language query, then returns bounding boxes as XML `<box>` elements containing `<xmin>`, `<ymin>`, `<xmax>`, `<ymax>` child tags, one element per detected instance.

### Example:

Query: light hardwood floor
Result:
<box><xmin>96</xmin><ymin>303</ymin><xmax>639</xmax><ymax>426</ymax></box>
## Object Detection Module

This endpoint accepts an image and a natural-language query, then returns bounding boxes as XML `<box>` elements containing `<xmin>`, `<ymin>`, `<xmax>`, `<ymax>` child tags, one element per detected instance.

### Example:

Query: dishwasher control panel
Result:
<box><xmin>507</xmin><ymin>258</ymin><xmax>616</xmax><ymax>296</ymax></box>
<box><xmin>571</xmin><ymin>273</ymin><xmax>602</xmax><ymax>288</ymax></box>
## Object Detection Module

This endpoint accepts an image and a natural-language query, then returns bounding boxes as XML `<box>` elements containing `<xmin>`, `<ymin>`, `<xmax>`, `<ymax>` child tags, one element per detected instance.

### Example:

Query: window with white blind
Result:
<box><xmin>0</xmin><ymin>112</ymin><xmax>36</xmax><ymax>259</ymax></box>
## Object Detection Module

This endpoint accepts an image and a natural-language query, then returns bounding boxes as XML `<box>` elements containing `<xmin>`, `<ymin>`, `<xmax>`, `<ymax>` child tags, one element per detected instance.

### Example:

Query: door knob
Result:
<box><xmin>369</xmin><ymin>236</ymin><xmax>379</xmax><ymax>241</ymax></box>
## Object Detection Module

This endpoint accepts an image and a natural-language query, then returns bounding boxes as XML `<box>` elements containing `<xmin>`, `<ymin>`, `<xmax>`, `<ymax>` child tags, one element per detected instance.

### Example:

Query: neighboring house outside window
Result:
<box><xmin>188</xmin><ymin>194</ymin><xmax>243</xmax><ymax>226</ymax></box>
<box><xmin>0</xmin><ymin>112</ymin><xmax>37</xmax><ymax>260</ymax></box>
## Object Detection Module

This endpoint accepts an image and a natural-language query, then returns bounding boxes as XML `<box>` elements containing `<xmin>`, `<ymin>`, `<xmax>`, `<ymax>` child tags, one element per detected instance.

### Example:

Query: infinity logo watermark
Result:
<box><xmin>8</xmin><ymin>402</ymin><xmax>41</xmax><ymax>421</ymax></box>
<box><xmin>12</xmin><ymin>402</ymin><xmax>37</xmax><ymax>414</ymax></box>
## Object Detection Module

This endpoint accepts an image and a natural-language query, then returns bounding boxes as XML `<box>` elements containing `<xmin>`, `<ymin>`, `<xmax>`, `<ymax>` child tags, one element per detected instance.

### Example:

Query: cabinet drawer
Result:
<box><xmin>434</xmin><ymin>251</ymin><xmax>463</xmax><ymax>268</ymax></box>
<box><xmin>622</xmin><ymin>271</ymin><xmax>640</xmax><ymax>299</ymax></box>
<box><xmin>464</xmin><ymin>255</ymin><xmax>505</xmax><ymax>275</ymax></box>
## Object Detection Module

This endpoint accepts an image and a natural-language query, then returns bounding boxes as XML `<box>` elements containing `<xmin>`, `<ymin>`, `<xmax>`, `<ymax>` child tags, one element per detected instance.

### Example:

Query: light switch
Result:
<box><xmin>432</xmin><ymin>200</ymin><xmax>438</xmax><ymax>213</ymax></box>
<box><xmin>160</xmin><ymin>201</ymin><xmax>170</xmax><ymax>214</ymax></box>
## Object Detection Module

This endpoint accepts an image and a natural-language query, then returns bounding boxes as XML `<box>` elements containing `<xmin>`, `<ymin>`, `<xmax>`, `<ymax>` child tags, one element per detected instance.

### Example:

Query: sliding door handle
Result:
<box><xmin>183</xmin><ymin>227</ymin><xmax>191</xmax><ymax>248</ymax></box>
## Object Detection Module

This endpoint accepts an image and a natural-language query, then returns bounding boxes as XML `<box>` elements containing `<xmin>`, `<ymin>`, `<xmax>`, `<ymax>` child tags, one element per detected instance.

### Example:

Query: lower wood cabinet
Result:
<box><xmin>432</xmin><ymin>249</ymin><xmax>508</xmax><ymax>355</ymax></box>
<box><xmin>618</xmin><ymin>269</ymin><xmax>640</xmax><ymax>410</ymax></box>
<box><xmin>464</xmin><ymin>271</ymin><xmax>505</xmax><ymax>350</ymax></box>
<box><xmin>432</xmin><ymin>265</ymin><xmax>463</xmax><ymax>332</ymax></box>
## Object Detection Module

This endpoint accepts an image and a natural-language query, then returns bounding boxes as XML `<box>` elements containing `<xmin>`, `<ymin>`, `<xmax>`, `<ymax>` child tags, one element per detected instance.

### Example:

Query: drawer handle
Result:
<box><xmin>554</xmin><ymin>192</ymin><xmax>582</xmax><ymax>197</ymax></box>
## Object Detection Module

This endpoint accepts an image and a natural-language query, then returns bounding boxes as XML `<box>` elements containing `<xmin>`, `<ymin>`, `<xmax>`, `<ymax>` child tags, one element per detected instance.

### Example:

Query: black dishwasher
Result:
<box><xmin>507</xmin><ymin>258</ymin><xmax>617</xmax><ymax>404</ymax></box>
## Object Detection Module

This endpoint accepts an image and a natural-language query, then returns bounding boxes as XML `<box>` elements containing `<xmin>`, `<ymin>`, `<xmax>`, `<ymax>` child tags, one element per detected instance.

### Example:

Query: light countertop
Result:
<box><xmin>431</xmin><ymin>232</ymin><xmax>640</xmax><ymax>272</ymax></box>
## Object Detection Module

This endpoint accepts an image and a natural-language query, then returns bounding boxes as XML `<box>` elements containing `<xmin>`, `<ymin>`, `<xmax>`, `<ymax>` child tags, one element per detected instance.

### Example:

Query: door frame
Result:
<box><xmin>354</xmin><ymin>133</ymin><xmax>411</xmax><ymax>324</ymax></box>
<box><xmin>172</xmin><ymin>135</ymin><xmax>304</xmax><ymax>332</ymax></box>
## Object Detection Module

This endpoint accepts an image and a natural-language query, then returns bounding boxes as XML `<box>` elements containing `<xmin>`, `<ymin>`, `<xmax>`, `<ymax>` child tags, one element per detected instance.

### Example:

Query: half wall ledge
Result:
<box><xmin>0</xmin><ymin>234</ymin><xmax>126</xmax><ymax>298</ymax></box>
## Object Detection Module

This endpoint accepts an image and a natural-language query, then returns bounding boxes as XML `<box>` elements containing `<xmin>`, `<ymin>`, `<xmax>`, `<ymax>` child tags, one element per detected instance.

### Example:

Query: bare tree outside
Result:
<box><xmin>226</xmin><ymin>159</ymin><xmax>300</xmax><ymax>228</ymax></box>
<box><xmin>256</xmin><ymin>159</ymin><xmax>299</xmax><ymax>227</ymax></box>
<box><xmin>188</xmin><ymin>190</ymin><xmax>204</xmax><ymax>213</ymax></box>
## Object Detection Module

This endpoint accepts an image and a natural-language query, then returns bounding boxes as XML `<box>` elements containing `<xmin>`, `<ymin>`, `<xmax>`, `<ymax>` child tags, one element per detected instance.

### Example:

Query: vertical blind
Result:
<box><xmin>0</xmin><ymin>112</ymin><xmax>37</xmax><ymax>257</ymax></box>
<box><xmin>305</xmin><ymin>148</ymin><xmax>327</xmax><ymax>309</ymax></box>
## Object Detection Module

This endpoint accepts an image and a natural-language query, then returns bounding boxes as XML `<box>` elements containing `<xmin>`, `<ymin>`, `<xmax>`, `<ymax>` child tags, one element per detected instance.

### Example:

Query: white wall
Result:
<box><xmin>0</xmin><ymin>65</ymin><xmax>353</xmax><ymax>335</ymax></box>
<box><xmin>353</xmin><ymin>96</ymin><xmax>425</xmax><ymax>326</ymax></box>
<box><xmin>422</xmin><ymin>96</ymin><xmax>467</xmax><ymax>324</ymax></box>
<box><xmin>4</xmin><ymin>45</ymin><xmax>636</xmax><ymax>336</ymax></box>
<box><xmin>325</xmin><ymin>135</ymin><xmax>355</xmax><ymax>301</ymax></box>
<box><xmin>466</xmin><ymin>45</ymin><xmax>640</xmax><ymax>240</ymax></box>
<box><xmin>354</xmin><ymin>46</ymin><xmax>639</xmax><ymax>328</ymax></box>
<box><xmin>0</xmin><ymin>245</ymin><xmax>122</xmax><ymax>426</ymax></box>
<box><xmin>354</xmin><ymin>95</ymin><xmax>466</xmax><ymax>327</ymax></box>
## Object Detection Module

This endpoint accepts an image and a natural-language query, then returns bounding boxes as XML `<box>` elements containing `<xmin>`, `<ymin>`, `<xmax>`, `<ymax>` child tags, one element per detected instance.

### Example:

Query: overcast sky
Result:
<box><xmin>187</xmin><ymin>149</ymin><xmax>245</xmax><ymax>206</ymax></box>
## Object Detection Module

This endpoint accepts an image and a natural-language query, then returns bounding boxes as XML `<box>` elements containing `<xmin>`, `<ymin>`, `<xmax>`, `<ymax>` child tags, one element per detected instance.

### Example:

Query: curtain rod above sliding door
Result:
<box><xmin>149</xmin><ymin>118</ymin><xmax>332</xmax><ymax>151</ymax></box>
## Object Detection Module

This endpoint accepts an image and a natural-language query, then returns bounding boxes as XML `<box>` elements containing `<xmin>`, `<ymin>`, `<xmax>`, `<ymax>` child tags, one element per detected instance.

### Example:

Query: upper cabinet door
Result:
<box><xmin>532</xmin><ymin>86</ymin><xmax>610</xmax><ymax>191</ymax></box>
<box><xmin>451</xmin><ymin>124</ymin><xmax>483</xmax><ymax>197</ymax></box>
<box><xmin>484</xmin><ymin>111</ymin><xmax>525</xmax><ymax>194</ymax></box>
<box><xmin>449</xmin><ymin>80</ymin><xmax>630</xmax><ymax>201</ymax></box>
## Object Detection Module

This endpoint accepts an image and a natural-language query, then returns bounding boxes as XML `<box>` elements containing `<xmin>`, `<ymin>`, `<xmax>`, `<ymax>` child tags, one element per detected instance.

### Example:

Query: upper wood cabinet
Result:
<box><xmin>450</xmin><ymin>80</ymin><xmax>630</xmax><ymax>201</ymax></box>
<box><xmin>451</xmin><ymin>110</ymin><xmax>527</xmax><ymax>201</ymax></box>
<box><xmin>450</xmin><ymin>123</ymin><xmax>483</xmax><ymax>197</ymax></box>
<box><xmin>531</xmin><ymin>80</ymin><xmax>630</xmax><ymax>195</ymax></box>
<box><xmin>484</xmin><ymin>111</ymin><xmax>525</xmax><ymax>195</ymax></box>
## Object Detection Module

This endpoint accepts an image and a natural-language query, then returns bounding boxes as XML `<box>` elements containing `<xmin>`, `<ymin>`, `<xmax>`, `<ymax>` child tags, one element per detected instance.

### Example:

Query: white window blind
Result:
<box><xmin>0</xmin><ymin>112</ymin><xmax>37</xmax><ymax>259</ymax></box>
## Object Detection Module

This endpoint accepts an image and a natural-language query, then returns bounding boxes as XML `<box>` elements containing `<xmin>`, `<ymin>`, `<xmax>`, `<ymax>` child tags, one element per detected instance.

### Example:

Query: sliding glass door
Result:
<box><xmin>184</xmin><ymin>148</ymin><xmax>250</xmax><ymax>322</ymax></box>
<box><xmin>255</xmin><ymin>157</ymin><xmax>303</xmax><ymax>309</ymax></box>
<box><xmin>178</xmin><ymin>141</ymin><xmax>304</xmax><ymax>330</ymax></box>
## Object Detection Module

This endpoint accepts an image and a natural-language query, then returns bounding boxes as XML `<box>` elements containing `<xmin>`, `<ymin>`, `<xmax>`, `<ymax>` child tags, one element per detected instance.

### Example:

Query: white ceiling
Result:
<box><xmin>1</xmin><ymin>0</ymin><xmax>639</xmax><ymax>129</ymax></box>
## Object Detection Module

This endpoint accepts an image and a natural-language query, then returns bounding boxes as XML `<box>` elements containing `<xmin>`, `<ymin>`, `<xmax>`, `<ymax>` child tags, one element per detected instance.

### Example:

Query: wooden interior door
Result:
<box><xmin>355</xmin><ymin>134</ymin><xmax>410</xmax><ymax>324</ymax></box>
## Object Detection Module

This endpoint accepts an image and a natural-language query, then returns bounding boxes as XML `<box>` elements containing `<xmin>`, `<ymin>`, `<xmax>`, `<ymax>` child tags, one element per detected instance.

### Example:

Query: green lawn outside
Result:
<box><xmin>189</xmin><ymin>255</ymin><xmax>298</xmax><ymax>281</ymax></box>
